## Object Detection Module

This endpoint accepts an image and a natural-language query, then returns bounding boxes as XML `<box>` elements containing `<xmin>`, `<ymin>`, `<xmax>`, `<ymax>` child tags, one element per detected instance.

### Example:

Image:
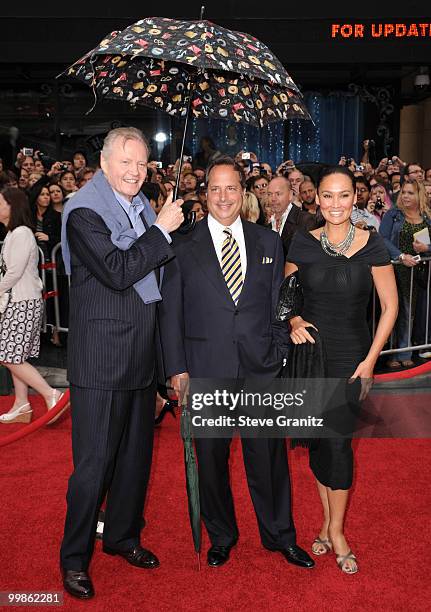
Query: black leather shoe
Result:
<box><xmin>278</xmin><ymin>545</ymin><xmax>315</xmax><ymax>568</ymax></box>
<box><xmin>103</xmin><ymin>544</ymin><xmax>160</xmax><ymax>569</ymax></box>
<box><xmin>207</xmin><ymin>545</ymin><xmax>233</xmax><ymax>567</ymax></box>
<box><xmin>62</xmin><ymin>569</ymin><xmax>94</xmax><ymax>599</ymax></box>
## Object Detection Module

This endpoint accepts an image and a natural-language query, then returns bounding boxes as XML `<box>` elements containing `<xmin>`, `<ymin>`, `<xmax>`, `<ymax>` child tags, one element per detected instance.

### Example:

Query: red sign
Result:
<box><xmin>331</xmin><ymin>22</ymin><xmax>431</xmax><ymax>39</ymax></box>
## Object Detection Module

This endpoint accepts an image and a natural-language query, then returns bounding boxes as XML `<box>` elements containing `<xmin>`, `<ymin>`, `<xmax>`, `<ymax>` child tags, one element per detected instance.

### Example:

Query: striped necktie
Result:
<box><xmin>221</xmin><ymin>227</ymin><xmax>243</xmax><ymax>305</ymax></box>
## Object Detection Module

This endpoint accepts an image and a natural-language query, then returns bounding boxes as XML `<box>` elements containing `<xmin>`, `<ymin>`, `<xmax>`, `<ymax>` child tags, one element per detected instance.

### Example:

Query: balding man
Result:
<box><xmin>267</xmin><ymin>176</ymin><xmax>316</xmax><ymax>257</ymax></box>
<box><xmin>285</xmin><ymin>168</ymin><xmax>304</xmax><ymax>205</ymax></box>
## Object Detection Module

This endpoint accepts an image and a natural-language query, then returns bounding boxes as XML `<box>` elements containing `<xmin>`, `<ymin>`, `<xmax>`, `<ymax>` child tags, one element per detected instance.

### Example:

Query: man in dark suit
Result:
<box><xmin>59</xmin><ymin>127</ymin><xmax>183</xmax><ymax>599</ymax></box>
<box><xmin>159</xmin><ymin>157</ymin><xmax>314</xmax><ymax>570</ymax></box>
<box><xmin>267</xmin><ymin>176</ymin><xmax>316</xmax><ymax>257</ymax></box>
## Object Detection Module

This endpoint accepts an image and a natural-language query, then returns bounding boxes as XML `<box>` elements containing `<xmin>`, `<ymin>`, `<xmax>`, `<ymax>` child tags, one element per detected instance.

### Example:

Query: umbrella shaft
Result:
<box><xmin>174</xmin><ymin>75</ymin><xmax>196</xmax><ymax>201</ymax></box>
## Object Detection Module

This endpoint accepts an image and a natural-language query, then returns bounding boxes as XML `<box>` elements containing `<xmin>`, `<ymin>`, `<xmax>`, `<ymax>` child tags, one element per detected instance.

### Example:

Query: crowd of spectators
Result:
<box><xmin>0</xmin><ymin>136</ymin><xmax>430</xmax><ymax>366</ymax></box>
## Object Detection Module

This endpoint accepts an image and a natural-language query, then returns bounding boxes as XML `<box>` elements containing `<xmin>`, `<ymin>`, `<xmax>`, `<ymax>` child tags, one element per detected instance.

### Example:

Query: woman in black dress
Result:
<box><xmin>285</xmin><ymin>166</ymin><xmax>398</xmax><ymax>573</ymax></box>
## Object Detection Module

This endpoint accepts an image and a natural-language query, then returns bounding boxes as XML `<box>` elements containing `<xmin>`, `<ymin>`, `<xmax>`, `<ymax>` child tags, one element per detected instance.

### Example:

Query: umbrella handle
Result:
<box><xmin>177</xmin><ymin>211</ymin><xmax>197</xmax><ymax>234</ymax></box>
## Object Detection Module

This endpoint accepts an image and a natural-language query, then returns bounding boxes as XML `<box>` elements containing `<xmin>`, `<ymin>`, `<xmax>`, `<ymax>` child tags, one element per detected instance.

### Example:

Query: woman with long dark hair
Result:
<box><xmin>0</xmin><ymin>188</ymin><xmax>62</xmax><ymax>423</ymax></box>
<box><xmin>284</xmin><ymin>166</ymin><xmax>398</xmax><ymax>573</ymax></box>
<box><xmin>48</xmin><ymin>182</ymin><xmax>66</xmax><ymax>214</ymax></box>
<box><xmin>30</xmin><ymin>183</ymin><xmax>61</xmax><ymax>260</ymax></box>
<box><xmin>29</xmin><ymin>182</ymin><xmax>62</xmax><ymax>345</ymax></box>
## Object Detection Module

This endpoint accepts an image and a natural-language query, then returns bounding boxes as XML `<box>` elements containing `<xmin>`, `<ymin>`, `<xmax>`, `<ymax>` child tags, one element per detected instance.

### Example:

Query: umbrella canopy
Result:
<box><xmin>66</xmin><ymin>17</ymin><xmax>310</xmax><ymax>127</ymax></box>
<box><xmin>70</xmin><ymin>17</ymin><xmax>299</xmax><ymax>88</ymax></box>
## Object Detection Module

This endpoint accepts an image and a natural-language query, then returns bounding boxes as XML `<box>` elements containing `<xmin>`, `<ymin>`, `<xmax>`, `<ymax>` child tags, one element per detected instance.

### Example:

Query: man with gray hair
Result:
<box><xmin>59</xmin><ymin>127</ymin><xmax>184</xmax><ymax>599</ymax></box>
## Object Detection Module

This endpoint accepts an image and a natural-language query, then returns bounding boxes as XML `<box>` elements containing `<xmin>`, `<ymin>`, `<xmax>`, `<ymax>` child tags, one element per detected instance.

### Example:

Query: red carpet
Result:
<box><xmin>0</xmin><ymin>396</ymin><xmax>429</xmax><ymax>611</ymax></box>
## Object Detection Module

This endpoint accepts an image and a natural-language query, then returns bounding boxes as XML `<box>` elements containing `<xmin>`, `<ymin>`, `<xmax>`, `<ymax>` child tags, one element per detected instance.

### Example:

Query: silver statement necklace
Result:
<box><xmin>320</xmin><ymin>223</ymin><xmax>355</xmax><ymax>257</ymax></box>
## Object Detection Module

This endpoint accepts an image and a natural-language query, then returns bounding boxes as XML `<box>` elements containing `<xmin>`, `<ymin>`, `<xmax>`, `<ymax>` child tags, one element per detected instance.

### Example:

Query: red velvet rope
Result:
<box><xmin>0</xmin><ymin>390</ymin><xmax>70</xmax><ymax>448</ymax></box>
<box><xmin>374</xmin><ymin>360</ymin><xmax>431</xmax><ymax>382</ymax></box>
<box><xmin>42</xmin><ymin>290</ymin><xmax>59</xmax><ymax>300</ymax></box>
<box><xmin>39</xmin><ymin>263</ymin><xmax>57</xmax><ymax>270</ymax></box>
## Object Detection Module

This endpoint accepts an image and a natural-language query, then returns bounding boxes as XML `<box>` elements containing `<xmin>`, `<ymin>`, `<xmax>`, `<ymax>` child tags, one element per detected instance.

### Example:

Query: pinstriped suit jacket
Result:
<box><xmin>66</xmin><ymin>205</ymin><xmax>174</xmax><ymax>390</ymax></box>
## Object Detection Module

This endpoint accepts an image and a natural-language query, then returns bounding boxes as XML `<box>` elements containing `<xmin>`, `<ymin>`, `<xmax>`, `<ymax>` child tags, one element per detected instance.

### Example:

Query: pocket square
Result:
<box><xmin>262</xmin><ymin>257</ymin><xmax>273</xmax><ymax>264</ymax></box>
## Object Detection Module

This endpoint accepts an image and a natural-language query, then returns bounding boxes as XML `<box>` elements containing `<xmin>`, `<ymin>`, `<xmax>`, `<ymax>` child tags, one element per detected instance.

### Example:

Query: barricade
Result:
<box><xmin>373</xmin><ymin>255</ymin><xmax>431</xmax><ymax>356</ymax></box>
<box><xmin>1</xmin><ymin>241</ymin><xmax>430</xmax><ymax>357</ymax></box>
<box><xmin>50</xmin><ymin>242</ymin><xmax>69</xmax><ymax>333</ymax></box>
<box><xmin>37</xmin><ymin>246</ymin><xmax>48</xmax><ymax>333</ymax></box>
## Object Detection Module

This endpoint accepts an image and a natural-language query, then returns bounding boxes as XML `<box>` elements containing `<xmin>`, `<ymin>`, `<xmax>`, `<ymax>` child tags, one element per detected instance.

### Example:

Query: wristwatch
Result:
<box><xmin>398</xmin><ymin>253</ymin><xmax>406</xmax><ymax>261</ymax></box>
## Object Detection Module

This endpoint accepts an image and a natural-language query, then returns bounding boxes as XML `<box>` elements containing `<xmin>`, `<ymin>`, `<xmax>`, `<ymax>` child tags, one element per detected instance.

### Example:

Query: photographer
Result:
<box><xmin>387</xmin><ymin>156</ymin><xmax>405</xmax><ymax>176</ymax></box>
<box><xmin>260</xmin><ymin>162</ymin><xmax>273</xmax><ymax>180</ymax></box>
<box><xmin>276</xmin><ymin>161</ymin><xmax>303</xmax><ymax>206</ymax></box>
<box><xmin>369</xmin><ymin>183</ymin><xmax>392</xmax><ymax>226</ymax></box>
<box><xmin>351</xmin><ymin>177</ymin><xmax>379</xmax><ymax>230</ymax></box>
<box><xmin>15</xmin><ymin>151</ymin><xmax>35</xmax><ymax>174</ymax></box>
<box><xmin>360</xmin><ymin>139</ymin><xmax>374</xmax><ymax>166</ymax></box>
<box><xmin>47</xmin><ymin>160</ymin><xmax>71</xmax><ymax>180</ymax></box>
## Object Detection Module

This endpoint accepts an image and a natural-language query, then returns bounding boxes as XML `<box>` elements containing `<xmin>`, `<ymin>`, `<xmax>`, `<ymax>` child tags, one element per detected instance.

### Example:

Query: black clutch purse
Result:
<box><xmin>276</xmin><ymin>272</ymin><xmax>304</xmax><ymax>322</ymax></box>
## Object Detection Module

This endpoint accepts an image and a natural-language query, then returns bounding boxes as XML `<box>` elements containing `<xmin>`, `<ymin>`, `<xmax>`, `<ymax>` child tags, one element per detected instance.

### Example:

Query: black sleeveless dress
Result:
<box><xmin>287</xmin><ymin>229</ymin><xmax>391</xmax><ymax>489</ymax></box>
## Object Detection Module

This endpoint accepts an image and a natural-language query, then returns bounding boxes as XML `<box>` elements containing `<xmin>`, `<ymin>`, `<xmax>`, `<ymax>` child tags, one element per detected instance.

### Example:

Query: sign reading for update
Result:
<box><xmin>331</xmin><ymin>23</ymin><xmax>431</xmax><ymax>39</ymax></box>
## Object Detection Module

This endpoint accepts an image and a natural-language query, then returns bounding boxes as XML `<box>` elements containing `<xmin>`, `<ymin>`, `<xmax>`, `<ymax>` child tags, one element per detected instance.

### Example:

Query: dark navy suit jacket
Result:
<box><xmin>159</xmin><ymin>218</ymin><xmax>289</xmax><ymax>380</ymax></box>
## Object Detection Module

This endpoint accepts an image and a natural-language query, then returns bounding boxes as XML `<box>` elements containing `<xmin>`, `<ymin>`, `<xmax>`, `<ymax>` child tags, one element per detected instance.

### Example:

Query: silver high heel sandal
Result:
<box><xmin>0</xmin><ymin>403</ymin><xmax>32</xmax><ymax>424</ymax></box>
<box><xmin>46</xmin><ymin>391</ymin><xmax>69</xmax><ymax>425</ymax></box>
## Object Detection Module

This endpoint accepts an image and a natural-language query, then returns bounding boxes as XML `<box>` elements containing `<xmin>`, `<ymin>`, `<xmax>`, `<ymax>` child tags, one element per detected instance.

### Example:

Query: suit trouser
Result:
<box><xmin>60</xmin><ymin>384</ymin><xmax>156</xmax><ymax>571</ymax></box>
<box><xmin>194</xmin><ymin>436</ymin><xmax>296</xmax><ymax>549</ymax></box>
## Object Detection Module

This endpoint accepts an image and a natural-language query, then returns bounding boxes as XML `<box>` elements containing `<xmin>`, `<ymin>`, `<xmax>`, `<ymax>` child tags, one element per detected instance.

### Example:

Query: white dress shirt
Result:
<box><xmin>207</xmin><ymin>214</ymin><xmax>247</xmax><ymax>277</ymax></box>
<box><xmin>270</xmin><ymin>203</ymin><xmax>293</xmax><ymax>235</ymax></box>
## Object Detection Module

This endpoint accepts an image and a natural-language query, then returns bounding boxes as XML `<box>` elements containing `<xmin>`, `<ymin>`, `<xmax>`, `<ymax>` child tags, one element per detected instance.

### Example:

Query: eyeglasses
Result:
<box><xmin>356</xmin><ymin>188</ymin><xmax>369</xmax><ymax>193</ymax></box>
<box><xmin>256</xmin><ymin>183</ymin><xmax>268</xmax><ymax>189</ymax></box>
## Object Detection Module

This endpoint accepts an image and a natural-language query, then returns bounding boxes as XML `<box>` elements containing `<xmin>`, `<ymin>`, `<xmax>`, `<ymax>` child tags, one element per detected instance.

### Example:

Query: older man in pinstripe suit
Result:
<box><xmin>59</xmin><ymin>127</ymin><xmax>183</xmax><ymax>600</ymax></box>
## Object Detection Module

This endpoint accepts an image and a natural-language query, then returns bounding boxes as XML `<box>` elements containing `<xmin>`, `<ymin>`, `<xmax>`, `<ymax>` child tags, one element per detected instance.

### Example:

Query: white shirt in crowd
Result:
<box><xmin>350</xmin><ymin>206</ymin><xmax>380</xmax><ymax>230</ymax></box>
<box><xmin>270</xmin><ymin>203</ymin><xmax>293</xmax><ymax>234</ymax></box>
<box><xmin>208</xmin><ymin>214</ymin><xmax>247</xmax><ymax>277</ymax></box>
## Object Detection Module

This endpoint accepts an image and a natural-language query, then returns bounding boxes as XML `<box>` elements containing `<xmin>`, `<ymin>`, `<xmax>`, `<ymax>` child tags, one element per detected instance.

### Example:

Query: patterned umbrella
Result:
<box><xmin>65</xmin><ymin>17</ymin><xmax>310</xmax><ymax>127</ymax></box>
